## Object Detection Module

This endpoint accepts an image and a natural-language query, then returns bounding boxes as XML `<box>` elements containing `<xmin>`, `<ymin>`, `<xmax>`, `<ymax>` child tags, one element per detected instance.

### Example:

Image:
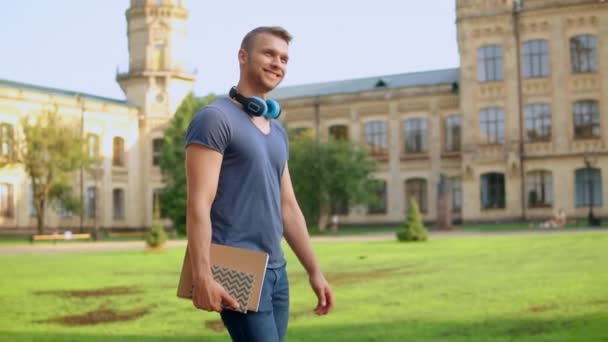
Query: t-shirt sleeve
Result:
<box><xmin>184</xmin><ymin>107</ymin><xmax>232</xmax><ymax>154</ymax></box>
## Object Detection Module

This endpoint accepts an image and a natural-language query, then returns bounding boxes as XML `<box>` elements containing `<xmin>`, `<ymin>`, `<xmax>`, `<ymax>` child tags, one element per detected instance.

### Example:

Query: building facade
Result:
<box><xmin>0</xmin><ymin>0</ymin><xmax>193</xmax><ymax>233</ymax></box>
<box><xmin>1</xmin><ymin>0</ymin><xmax>606</xmax><ymax>232</ymax></box>
<box><xmin>273</xmin><ymin>0</ymin><xmax>608</xmax><ymax>225</ymax></box>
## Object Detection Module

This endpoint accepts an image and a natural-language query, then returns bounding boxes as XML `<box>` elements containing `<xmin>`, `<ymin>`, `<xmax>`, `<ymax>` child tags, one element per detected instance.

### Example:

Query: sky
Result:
<box><xmin>1</xmin><ymin>0</ymin><xmax>460</xmax><ymax>100</ymax></box>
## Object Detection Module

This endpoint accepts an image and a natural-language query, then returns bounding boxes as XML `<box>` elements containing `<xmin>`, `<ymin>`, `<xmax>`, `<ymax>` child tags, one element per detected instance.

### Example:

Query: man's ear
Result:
<box><xmin>238</xmin><ymin>48</ymin><xmax>247</xmax><ymax>65</ymax></box>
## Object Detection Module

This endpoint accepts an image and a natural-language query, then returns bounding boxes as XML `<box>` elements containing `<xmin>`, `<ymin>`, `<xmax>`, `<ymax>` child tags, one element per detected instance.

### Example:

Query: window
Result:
<box><xmin>87</xmin><ymin>186</ymin><xmax>97</xmax><ymax>219</ymax></box>
<box><xmin>526</xmin><ymin>171</ymin><xmax>553</xmax><ymax>207</ymax></box>
<box><xmin>136</xmin><ymin>0</ymin><xmax>144</xmax><ymax>5</ymax></box>
<box><xmin>113</xmin><ymin>137</ymin><xmax>125</xmax><ymax>166</ymax></box>
<box><xmin>152</xmin><ymin>188</ymin><xmax>162</xmax><ymax>218</ymax></box>
<box><xmin>573</xmin><ymin>100</ymin><xmax>600</xmax><ymax>139</ymax></box>
<box><xmin>445</xmin><ymin>115</ymin><xmax>461</xmax><ymax>152</ymax></box>
<box><xmin>570</xmin><ymin>35</ymin><xmax>597</xmax><ymax>73</ymax></box>
<box><xmin>0</xmin><ymin>183</ymin><xmax>14</xmax><ymax>218</ymax></box>
<box><xmin>522</xmin><ymin>40</ymin><xmax>550</xmax><ymax>78</ymax></box>
<box><xmin>479</xmin><ymin>107</ymin><xmax>504</xmax><ymax>144</ymax></box>
<box><xmin>525</xmin><ymin>103</ymin><xmax>552</xmax><ymax>141</ymax></box>
<box><xmin>575</xmin><ymin>168</ymin><xmax>602</xmax><ymax>207</ymax></box>
<box><xmin>0</xmin><ymin>123</ymin><xmax>14</xmax><ymax>160</ymax></box>
<box><xmin>405</xmin><ymin>178</ymin><xmax>427</xmax><ymax>213</ymax></box>
<box><xmin>477</xmin><ymin>45</ymin><xmax>503</xmax><ymax>82</ymax></box>
<box><xmin>404</xmin><ymin>119</ymin><xmax>427</xmax><ymax>153</ymax></box>
<box><xmin>450</xmin><ymin>177</ymin><xmax>462</xmax><ymax>212</ymax></box>
<box><xmin>152</xmin><ymin>138</ymin><xmax>163</xmax><ymax>166</ymax></box>
<box><xmin>365</xmin><ymin>121</ymin><xmax>388</xmax><ymax>157</ymax></box>
<box><xmin>58</xmin><ymin>188</ymin><xmax>73</xmax><ymax>218</ymax></box>
<box><xmin>329</xmin><ymin>125</ymin><xmax>348</xmax><ymax>140</ymax></box>
<box><xmin>113</xmin><ymin>188</ymin><xmax>125</xmax><ymax>220</ymax></box>
<box><xmin>368</xmin><ymin>180</ymin><xmax>387</xmax><ymax>214</ymax></box>
<box><xmin>87</xmin><ymin>134</ymin><xmax>100</xmax><ymax>159</ymax></box>
<box><xmin>481</xmin><ymin>173</ymin><xmax>505</xmax><ymax>209</ymax></box>
<box><xmin>29</xmin><ymin>184</ymin><xmax>37</xmax><ymax>217</ymax></box>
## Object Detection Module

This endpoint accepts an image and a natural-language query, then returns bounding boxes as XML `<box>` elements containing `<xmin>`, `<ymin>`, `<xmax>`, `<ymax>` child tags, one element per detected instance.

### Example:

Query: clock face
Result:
<box><xmin>156</xmin><ymin>93</ymin><xmax>165</xmax><ymax>103</ymax></box>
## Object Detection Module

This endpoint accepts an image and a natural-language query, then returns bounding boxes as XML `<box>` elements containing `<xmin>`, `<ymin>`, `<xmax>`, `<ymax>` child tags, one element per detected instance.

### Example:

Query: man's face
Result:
<box><xmin>240</xmin><ymin>33</ymin><xmax>289</xmax><ymax>93</ymax></box>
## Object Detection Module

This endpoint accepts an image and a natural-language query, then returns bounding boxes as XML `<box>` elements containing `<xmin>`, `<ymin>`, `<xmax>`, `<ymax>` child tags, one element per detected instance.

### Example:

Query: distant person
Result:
<box><xmin>185</xmin><ymin>26</ymin><xmax>333</xmax><ymax>342</ymax></box>
<box><xmin>540</xmin><ymin>209</ymin><xmax>567</xmax><ymax>229</ymax></box>
<box><xmin>330</xmin><ymin>214</ymin><xmax>340</xmax><ymax>231</ymax></box>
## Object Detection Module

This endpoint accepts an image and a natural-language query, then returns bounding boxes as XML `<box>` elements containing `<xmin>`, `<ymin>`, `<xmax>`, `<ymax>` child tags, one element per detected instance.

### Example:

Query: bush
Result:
<box><xmin>397</xmin><ymin>198</ymin><xmax>428</xmax><ymax>242</ymax></box>
<box><xmin>146</xmin><ymin>220</ymin><xmax>168</xmax><ymax>249</ymax></box>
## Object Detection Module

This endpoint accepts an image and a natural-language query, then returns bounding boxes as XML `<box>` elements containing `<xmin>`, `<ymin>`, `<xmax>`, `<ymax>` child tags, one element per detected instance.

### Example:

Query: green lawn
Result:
<box><xmin>0</xmin><ymin>232</ymin><xmax>607</xmax><ymax>341</ymax></box>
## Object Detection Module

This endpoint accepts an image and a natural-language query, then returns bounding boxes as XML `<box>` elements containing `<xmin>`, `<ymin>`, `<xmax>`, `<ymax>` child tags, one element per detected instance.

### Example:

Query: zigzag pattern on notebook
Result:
<box><xmin>211</xmin><ymin>265</ymin><xmax>255</xmax><ymax>313</ymax></box>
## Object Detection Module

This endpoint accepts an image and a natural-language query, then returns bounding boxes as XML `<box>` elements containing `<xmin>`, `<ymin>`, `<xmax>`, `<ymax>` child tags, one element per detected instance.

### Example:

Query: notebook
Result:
<box><xmin>177</xmin><ymin>243</ymin><xmax>269</xmax><ymax>313</ymax></box>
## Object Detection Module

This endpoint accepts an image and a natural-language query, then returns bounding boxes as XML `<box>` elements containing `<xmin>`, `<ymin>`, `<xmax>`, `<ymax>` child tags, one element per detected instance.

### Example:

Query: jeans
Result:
<box><xmin>220</xmin><ymin>266</ymin><xmax>290</xmax><ymax>342</ymax></box>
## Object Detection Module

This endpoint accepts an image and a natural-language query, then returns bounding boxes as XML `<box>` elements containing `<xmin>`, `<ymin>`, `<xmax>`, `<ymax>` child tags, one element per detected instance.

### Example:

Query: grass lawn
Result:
<box><xmin>0</xmin><ymin>232</ymin><xmax>607</xmax><ymax>341</ymax></box>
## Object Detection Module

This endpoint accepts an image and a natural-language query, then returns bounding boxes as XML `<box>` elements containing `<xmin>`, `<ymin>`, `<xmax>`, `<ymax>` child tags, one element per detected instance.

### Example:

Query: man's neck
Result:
<box><xmin>235</xmin><ymin>81</ymin><xmax>268</xmax><ymax>100</ymax></box>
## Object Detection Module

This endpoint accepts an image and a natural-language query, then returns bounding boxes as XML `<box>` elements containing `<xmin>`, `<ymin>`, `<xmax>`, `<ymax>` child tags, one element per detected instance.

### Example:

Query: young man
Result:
<box><xmin>184</xmin><ymin>26</ymin><xmax>334</xmax><ymax>341</ymax></box>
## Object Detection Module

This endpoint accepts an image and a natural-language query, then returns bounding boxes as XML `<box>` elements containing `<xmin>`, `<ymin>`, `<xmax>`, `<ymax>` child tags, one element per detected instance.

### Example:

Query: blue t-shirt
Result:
<box><xmin>185</xmin><ymin>97</ymin><xmax>289</xmax><ymax>268</ymax></box>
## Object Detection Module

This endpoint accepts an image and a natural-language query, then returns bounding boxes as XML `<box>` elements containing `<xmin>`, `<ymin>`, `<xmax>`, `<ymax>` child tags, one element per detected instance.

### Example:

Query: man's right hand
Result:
<box><xmin>192</xmin><ymin>276</ymin><xmax>240</xmax><ymax>312</ymax></box>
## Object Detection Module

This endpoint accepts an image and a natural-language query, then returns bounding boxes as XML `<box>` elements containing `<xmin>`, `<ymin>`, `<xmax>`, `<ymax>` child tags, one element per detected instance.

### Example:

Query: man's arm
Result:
<box><xmin>281</xmin><ymin>163</ymin><xmax>334</xmax><ymax>315</ymax></box>
<box><xmin>186</xmin><ymin>144</ymin><xmax>239</xmax><ymax>312</ymax></box>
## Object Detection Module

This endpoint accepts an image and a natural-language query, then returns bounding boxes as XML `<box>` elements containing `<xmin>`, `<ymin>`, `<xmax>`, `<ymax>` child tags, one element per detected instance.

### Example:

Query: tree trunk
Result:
<box><xmin>36</xmin><ymin>200</ymin><xmax>45</xmax><ymax>235</ymax></box>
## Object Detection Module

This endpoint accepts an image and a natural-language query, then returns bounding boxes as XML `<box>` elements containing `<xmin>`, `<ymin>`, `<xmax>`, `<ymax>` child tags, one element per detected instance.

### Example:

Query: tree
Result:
<box><xmin>397</xmin><ymin>197</ymin><xmax>428</xmax><ymax>242</ymax></box>
<box><xmin>159</xmin><ymin>93</ymin><xmax>215</xmax><ymax>235</ymax></box>
<box><xmin>0</xmin><ymin>108</ymin><xmax>95</xmax><ymax>234</ymax></box>
<box><xmin>288</xmin><ymin>133</ymin><xmax>377</xmax><ymax>230</ymax></box>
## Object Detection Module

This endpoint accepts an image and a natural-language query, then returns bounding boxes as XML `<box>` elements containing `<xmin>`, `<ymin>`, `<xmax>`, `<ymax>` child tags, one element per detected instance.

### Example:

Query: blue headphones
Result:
<box><xmin>229</xmin><ymin>87</ymin><xmax>282</xmax><ymax>119</ymax></box>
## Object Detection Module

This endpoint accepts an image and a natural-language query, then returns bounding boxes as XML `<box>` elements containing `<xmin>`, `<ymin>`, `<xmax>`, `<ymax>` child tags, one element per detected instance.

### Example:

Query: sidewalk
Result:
<box><xmin>0</xmin><ymin>228</ymin><xmax>603</xmax><ymax>256</ymax></box>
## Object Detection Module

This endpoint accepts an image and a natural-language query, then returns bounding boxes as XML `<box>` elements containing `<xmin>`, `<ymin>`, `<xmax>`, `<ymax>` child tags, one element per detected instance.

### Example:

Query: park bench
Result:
<box><xmin>30</xmin><ymin>232</ymin><xmax>91</xmax><ymax>244</ymax></box>
<box><xmin>107</xmin><ymin>231</ymin><xmax>146</xmax><ymax>238</ymax></box>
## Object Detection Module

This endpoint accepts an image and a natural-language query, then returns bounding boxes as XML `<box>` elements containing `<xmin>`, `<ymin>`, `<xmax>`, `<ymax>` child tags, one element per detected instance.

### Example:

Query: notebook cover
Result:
<box><xmin>177</xmin><ymin>243</ymin><xmax>269</xmax><ymax>313</ymax></box>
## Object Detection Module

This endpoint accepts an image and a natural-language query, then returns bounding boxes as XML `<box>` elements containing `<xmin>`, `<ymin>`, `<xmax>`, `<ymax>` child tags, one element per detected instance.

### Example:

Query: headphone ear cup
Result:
<box><xmin>264</xmin><ymin>99</ymin><xmax>282</xmax><ymax>119</ymax></box>
<box><xmin>246</xmin><ymin>97</ymin><xmax>268</xmax><ymax>116</ymax></box>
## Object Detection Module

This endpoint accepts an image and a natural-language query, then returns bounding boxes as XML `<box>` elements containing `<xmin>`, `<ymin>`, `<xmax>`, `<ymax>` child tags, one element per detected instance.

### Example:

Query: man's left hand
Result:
<box><xmin>309</xmin><ymin>271</ymin><xmax>334</xmax><ymax>315</ymax></box>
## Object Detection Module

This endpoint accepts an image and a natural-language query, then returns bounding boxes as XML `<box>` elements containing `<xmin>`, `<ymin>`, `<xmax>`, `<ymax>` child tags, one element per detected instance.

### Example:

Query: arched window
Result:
<box><xmin>526</xmin><ymin>170</ymin><xmax>553</xmax><ymax>207</ymax></box>
<box><xmin>525</xmin><ymin>103</ymin><xmax>551</xmax><ymax>141</ymax></box>
<box><xmin>570</xmin><ymin>35</ymin><xmax>597</xmax><ymax>73</ymax></box>
<box><xmin>445</xmin><ymin>115</ymin><xmax>461</xmax><ymax>152</ymax></box>
<box><xmin>0</xmin><ymin>183</ymin><xmax>14</xmax><ymax>218</ymax></box>
<box><xmin>404</xmin><ymin>119</ymin><xmax>427</xmax><ymax>153</ymax></box>
<box><xmin>113</xmin><ymin>137</ymin><xmax>125</xmax><ymax>166</ymax></box>
<box><xmin>152</xmin><ymin>138</ymin><xmax>163</xmax><ymax>166</ymax></box>
<box><xmin>329</xmin><ymin>125</ymin><xmax>349</xmax><ymax>140</ymax></box>
<box><xmin>573</xmin><ymin>100</ymin><xmax>600</xmax><ymax>139</ymax></box>
<box><xmin>479</xmin><ymin>107</ymin><xmax>505</xmax><ymax>144</ymax></box>
<box><xmin>405</xmin><ymin>178</ymin><xmax>428</xmax><ymax>213</ymax></box>
<box><xmin>477</xmin><ymin>45</ymin><xmax>503</xmax><ymax>82</ymax></box>
<box><xmin>480</xmin><ymin>173</ymin><xmax>505</xmax><ymax>209</ymax></box>
<box><xmin>368</xmin><ymin>180</ymin><xmax>387</xmax><ymax>214</ymax></box>
<box><xmin>365</xmin><ymin>121</ymin><xmax>387</xmax><ymax>157</ymax></box>
<box><xmin>575</xmin><ymin>168</ymin><xmax>602</xmax><ymax>207</ymax></box>
<box><xmin>87</xmin><ymin>133</ymin><xmax>100</xmax><ymax>158</ymax></box>
<box><xmin>522</xmin><ymin>39</ymin><xmax>550</xmax><ymax>78</ymax></box>
<box><xmin>0</xmin><ymin>123</ymin><xmax>14</xmax><ymax>160</ymax></box>
<box><xmin>113</xmin><ymin>188</ymin><xmax>125</xmax><ymax>220</ymax></box>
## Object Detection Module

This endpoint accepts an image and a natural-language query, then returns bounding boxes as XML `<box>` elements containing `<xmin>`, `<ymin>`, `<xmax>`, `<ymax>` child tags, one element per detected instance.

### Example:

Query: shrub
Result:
<box><xmin>146</xmin><ymin>220</ymin><xmax>168</xmax><ymax>249</ymax></box>
<box><xmin>397</xmin><ymin>198</ymin><xmax>428</xmax><ymax>242</ymax></box>
<box><xmin>146</xmin><ymin>200</ymin><xmax>168</xmax><ymax>249</ymax></box>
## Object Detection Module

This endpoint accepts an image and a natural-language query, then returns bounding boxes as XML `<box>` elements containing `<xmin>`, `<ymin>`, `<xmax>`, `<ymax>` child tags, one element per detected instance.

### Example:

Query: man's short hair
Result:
<box><xmin>241</xmin><ymin>26</ymin><xmax>292</xmax><ymax>51</ymax></box>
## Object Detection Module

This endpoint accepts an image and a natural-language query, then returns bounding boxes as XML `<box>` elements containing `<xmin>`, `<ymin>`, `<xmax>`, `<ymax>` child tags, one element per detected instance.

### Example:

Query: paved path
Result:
<box><xmin>0</xmin><ymin>228</ymin><xmax>604</xmax><ymax>256</ymax></box>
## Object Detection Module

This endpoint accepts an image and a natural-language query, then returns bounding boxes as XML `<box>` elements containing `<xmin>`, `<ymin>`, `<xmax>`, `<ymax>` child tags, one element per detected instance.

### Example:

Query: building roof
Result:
<box><xmin>271</xmin><ymin>67</ymin><xmax>460</xmax><ymax>100</ymax></box>
<box><xmin>0</xmin><ymin>78</ymin><xmax>133</xmax><ymax>107</ymax></box>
